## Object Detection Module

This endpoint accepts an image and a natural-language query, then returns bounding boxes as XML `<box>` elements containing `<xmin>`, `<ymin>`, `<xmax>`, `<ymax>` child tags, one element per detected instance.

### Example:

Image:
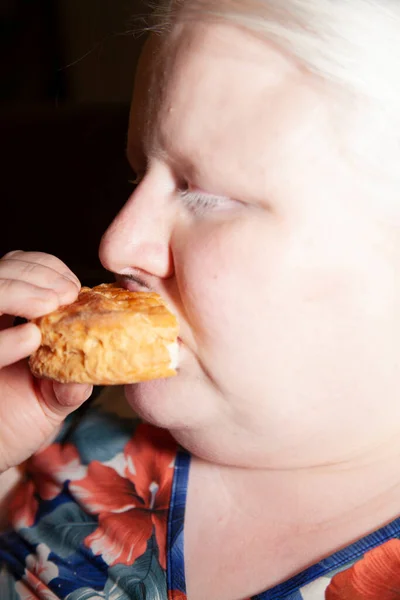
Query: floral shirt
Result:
<box><xmin>1</xmin><ymin>388</ymin><xmax>400</xmax><ymax>600</ymax></box>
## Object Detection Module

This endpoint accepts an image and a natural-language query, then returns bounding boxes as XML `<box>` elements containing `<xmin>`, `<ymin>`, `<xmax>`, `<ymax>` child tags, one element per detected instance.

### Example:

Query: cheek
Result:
<box><xmin>175</xmin><ymin>216</ymin><xmax>400</xmax><ymax>437</ymax></box>
<box><xmin>175</xmin><ymin>217</ymin><xmax>281</xmax><ymax>386</ymax></box>
<box><xmin>176</xmin><ymin>221</ymin><xmax>265</xmax><ymax>343</ymax></box>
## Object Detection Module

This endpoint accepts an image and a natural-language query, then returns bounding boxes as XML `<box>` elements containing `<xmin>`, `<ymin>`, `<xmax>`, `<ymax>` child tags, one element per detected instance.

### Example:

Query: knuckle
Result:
<box><xmin>20</xmin><ymin>261</ymin><xmax>38</xmax><ymax>277</ymax></box>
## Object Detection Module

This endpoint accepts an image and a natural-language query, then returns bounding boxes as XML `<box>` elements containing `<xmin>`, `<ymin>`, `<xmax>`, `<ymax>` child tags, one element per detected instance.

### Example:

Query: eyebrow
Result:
<box><xmin>126</xmin><ymin>116</ymin><xmax>171</xmax><ymax>171</ymax></box>
<box><xmin>127</xmin><ymin>135</ymin><xmax>195</xmax><ymax>184</ymax></box>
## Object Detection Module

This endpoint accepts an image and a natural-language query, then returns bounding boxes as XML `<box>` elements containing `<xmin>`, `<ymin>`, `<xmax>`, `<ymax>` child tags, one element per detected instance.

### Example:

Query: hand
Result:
<box><xmin>0</xmin><ymin>251</ymin><xmax>93</xmax><ymax>473</ymax></box>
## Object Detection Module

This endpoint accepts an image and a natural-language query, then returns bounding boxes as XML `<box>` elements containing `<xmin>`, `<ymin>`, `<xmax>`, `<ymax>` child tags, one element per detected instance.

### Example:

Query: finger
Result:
<box><xmin>2</xmin><ymin>251</ymin><xmax>80</xmax><ymax>287</ymax></box>
<box><xmin>0</xmin><ymin>323</ymin><xmax>41</xmax><ymax>368</ymax></box>
<box><xmin>52</xmin><ymin>382</ymin><xmax>94</xmax><ymax>409</ymax></box>
<box><xmin>0</xmin><ymin>279</ymin><xmax>60</xmax><ymax>319</ymax></box>
<box><xmin>38</xmin><ymin>380</ymin><xmax>93</xmax><ymax>422</ymax></box>
<box><xmin>0</xmin><ymin>270</ymin><xmax>80</xmax><ymax>312</ymax></box>
<box><xmin>36</xmin><ymin>424</ymin><xmax>63</xmax><ymax>453</ymax></box>
<box><xmin>0</xmin><ymin>258</ymin><xmax>80</xmax><ymax>296</ymax></box>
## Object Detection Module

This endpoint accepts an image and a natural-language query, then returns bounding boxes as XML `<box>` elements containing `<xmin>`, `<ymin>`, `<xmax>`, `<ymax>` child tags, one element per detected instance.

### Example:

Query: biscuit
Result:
<box><xmin>29</xmin><ymin>283</ymin><xmax>179</xmax><ymax>385</ymax></box>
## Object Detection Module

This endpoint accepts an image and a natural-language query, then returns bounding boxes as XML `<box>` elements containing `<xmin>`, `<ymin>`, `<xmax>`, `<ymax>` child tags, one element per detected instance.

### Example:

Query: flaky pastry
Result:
<box><xmin>29</xmin><ymin>283</ymin><xmax>179</xmax><ymax>385</ymax></box>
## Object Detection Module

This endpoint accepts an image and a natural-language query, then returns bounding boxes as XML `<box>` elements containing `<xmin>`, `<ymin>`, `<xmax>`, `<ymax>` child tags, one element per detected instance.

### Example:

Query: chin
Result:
<box><xmin>123</xmin><ymin>371</ymin><xmax>217</xmax><ymax>431</ymax></box>
<box><xmin>124</xmin><ymin>379</ymin><xmax>180</xmax><ymax>427</ymax></box>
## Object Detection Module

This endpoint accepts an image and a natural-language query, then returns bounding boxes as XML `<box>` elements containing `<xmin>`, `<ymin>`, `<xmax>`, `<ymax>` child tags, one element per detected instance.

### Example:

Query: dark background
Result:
<box><xmin>1</xmin><ymin>0</ymin><xmax>149</xmax><ymax>286</ymax></box>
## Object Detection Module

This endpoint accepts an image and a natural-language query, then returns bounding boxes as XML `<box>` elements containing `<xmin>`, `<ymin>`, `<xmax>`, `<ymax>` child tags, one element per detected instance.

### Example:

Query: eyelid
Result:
<box><xmin>179</xmin><ymin>188</ymin><xmax>232</xmax><ymax>214</ymax></box>
<box><xmin>127</xmin><ymin>169</ymin><xmax>238</xmax><ymax>215</ymax></box>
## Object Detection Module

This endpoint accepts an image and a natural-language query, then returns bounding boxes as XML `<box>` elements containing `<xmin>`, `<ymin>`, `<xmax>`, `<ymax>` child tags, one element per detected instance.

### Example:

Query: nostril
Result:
<box><xmin>116</xmin><ymin>271</ymin><xmax>151</xmax><ymax>292</ymax></box>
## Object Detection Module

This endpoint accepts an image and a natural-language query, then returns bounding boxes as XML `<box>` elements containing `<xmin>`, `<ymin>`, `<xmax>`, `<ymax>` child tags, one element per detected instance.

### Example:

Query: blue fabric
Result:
<box><xmin>2</xmin><ymin>400</ymin><xmax>400</xmax><ymax>600</ymax></box>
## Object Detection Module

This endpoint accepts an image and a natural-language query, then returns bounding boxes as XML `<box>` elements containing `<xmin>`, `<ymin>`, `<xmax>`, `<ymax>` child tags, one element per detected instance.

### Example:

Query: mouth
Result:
<box><xmin>115</xmin><ymin>273</ymin><xmax>150</xmax><ymax>294</ymax></box>
<box><xmin>115</xmin><ymin>273</ymin><xmax>183</xmax><ymax>367</ymax></box>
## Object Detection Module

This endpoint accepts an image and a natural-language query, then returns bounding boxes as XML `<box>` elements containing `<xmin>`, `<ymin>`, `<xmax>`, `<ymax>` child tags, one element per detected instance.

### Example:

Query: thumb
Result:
<box><xmin>38</xmin><ymin>379</ymin><xmax>93</xmax><ymax>423</ymax></box>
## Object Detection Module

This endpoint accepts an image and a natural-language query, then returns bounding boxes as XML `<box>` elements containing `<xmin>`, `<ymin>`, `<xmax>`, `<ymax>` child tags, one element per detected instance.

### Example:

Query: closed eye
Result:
<box><xmin>179</xmin><ymin>188</ymin><xmax>232</xmax><ymax>215</ymax></box>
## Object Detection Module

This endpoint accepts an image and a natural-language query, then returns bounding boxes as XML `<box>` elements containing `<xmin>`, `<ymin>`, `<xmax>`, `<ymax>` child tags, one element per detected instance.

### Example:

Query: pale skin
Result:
<box><xmin>2</xmin><ymin>19</ymin><xmax>400</xmax><ymax>600</ymax></box>
<box><xmin>0</xmin><ymin>253</ymin><xmax>93</xmax><ymax>527</ymax></box>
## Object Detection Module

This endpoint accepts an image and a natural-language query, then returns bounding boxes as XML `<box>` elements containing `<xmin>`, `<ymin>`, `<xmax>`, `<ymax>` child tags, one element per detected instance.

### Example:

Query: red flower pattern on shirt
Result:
<box><xmin>69</xmin><ymin>423</ymin><xmax>177</xmax><ymax>569</ymax></box>
<box><xmin>168</xmin><ymin>591</ymin><xmax>188</xmax><ymax>600</ymax></box>
<box><xmin>326</xmin><ymin>539</ymin><xmax>400</xmax><ymax>599</ymax></box>
<box><xmin>8</xmin><ymin>479</ymin><xmax>38</xmax><ymax>529</ymax></box>
<box><xmin>15</xmin><ymin>543</ymin><xmax>59</xmax><ymax>600</ymax></box>
<box><xmin>9</xmin><ymin>443</ymin><xmax>85</xmax><ymax>529</ymax></box>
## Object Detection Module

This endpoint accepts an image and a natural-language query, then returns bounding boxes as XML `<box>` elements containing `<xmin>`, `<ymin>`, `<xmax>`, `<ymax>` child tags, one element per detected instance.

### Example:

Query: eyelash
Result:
<box><xmin>179</xmin><ymin>189</ymin><xmax>228</xmax><ymax>214</ymax></box>
<box><xmin>128</xmin><ymin>173</ymin><xmax>229</xmax><ymax>214</ymax></box>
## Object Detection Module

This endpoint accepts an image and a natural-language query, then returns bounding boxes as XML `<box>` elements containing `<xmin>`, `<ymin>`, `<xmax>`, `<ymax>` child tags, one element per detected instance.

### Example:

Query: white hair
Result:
<box><xmin>149</xmin><ymin>0</ymin><xmax>400</xmax><ymax>185</ymax></box>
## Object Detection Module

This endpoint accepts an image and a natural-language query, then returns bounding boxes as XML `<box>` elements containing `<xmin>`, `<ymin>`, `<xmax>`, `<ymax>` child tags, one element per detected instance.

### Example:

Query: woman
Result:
<box><xmin>2</xmin><ymin>1</ymin><xmax>400</xmax><ymax>598</ymax></box>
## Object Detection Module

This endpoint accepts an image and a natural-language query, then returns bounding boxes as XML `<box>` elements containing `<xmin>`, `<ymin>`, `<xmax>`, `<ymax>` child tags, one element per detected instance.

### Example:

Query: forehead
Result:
<box><xmin>129</xmin><ymin>23</ymin><xmax>332</xmax><ymax>197</ymax></box>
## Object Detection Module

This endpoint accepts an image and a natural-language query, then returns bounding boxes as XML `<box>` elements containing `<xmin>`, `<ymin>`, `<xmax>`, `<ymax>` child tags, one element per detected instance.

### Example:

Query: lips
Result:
<box><xmin>115</xmin><ymin>274</ymin><xmax>150</xmax><ymax>294</ymax></box>
<box><xmin>116</xmin><ymin>274</ymin><xmax>185</xmax><ymax>355</ymax></box>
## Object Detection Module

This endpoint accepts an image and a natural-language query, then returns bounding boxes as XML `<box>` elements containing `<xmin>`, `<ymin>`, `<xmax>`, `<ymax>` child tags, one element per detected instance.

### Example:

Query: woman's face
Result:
<box><xmin>99</xmin><ymin>22</ymin><xmax>400</xmax><ymax>469</ymax></box>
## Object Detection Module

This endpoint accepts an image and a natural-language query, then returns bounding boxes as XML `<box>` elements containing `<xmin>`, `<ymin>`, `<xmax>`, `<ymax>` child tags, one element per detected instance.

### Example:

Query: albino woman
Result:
<box><xmin>1</xmin><ymin>1</ymin><xmax>400</xmax><ymax>598</ymax></box>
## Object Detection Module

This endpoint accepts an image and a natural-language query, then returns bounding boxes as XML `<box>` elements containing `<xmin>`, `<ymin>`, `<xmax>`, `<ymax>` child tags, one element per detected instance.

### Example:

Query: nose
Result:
<box><xmin>99</xmin><ymin>174</ymin><xmax>175</xmax><ymax>281</ymax></box>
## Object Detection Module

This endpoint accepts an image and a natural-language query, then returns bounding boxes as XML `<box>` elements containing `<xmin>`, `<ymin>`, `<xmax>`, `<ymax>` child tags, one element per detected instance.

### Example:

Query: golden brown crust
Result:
<box><xmin>29</xmin><ymin>283</ymin><xmax>179</xmax><ymax>385</ymax></box>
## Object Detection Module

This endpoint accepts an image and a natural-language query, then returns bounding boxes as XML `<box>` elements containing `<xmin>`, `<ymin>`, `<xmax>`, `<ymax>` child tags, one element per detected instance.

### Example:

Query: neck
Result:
<box><xmin>193</xmin><ymin>443</ymin><xmax>400</xmax><ymax>546</ymax></box>
<box><xmin>185</xmin><ymin>444</ymin><xmax>400</xmax><ymax>599</ymax></box>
